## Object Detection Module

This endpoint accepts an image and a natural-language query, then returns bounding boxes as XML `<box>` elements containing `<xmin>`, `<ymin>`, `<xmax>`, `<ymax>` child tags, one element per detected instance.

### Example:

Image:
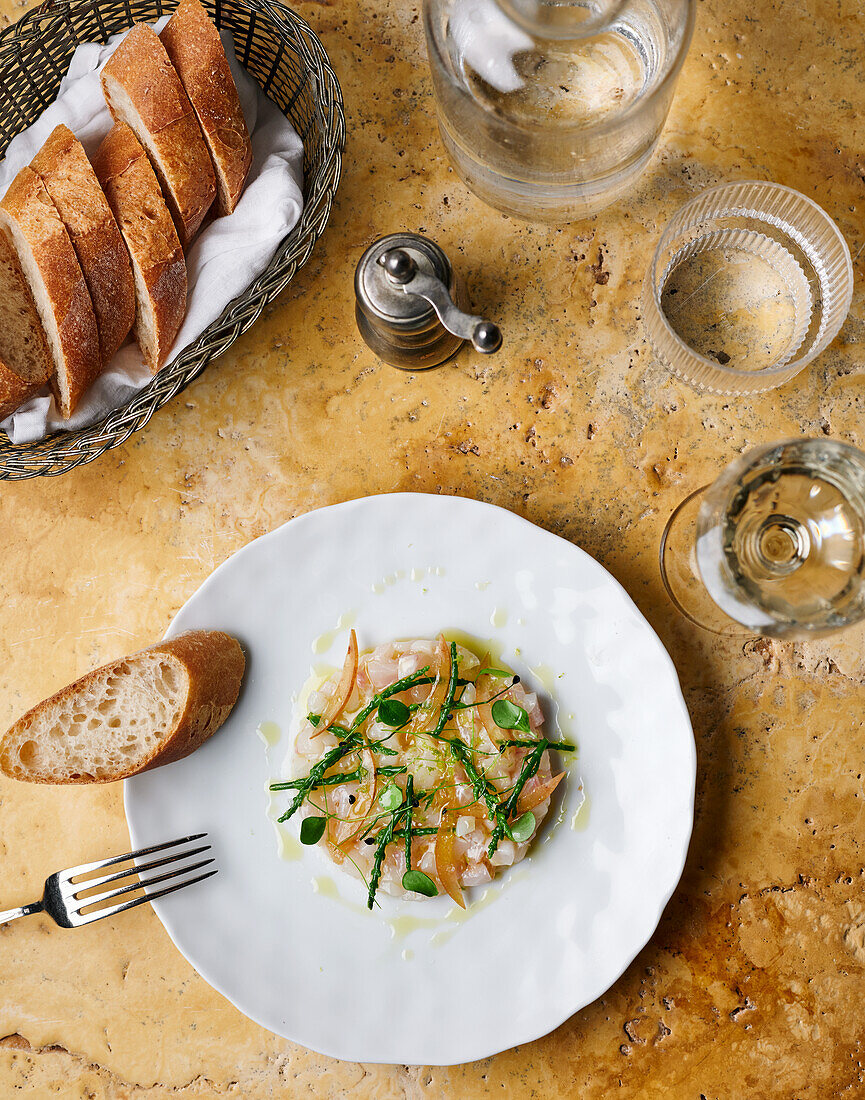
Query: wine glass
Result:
<box><xmin>659</xmin><ymin>438</ymin><xmax>865</xmax><ymax>638</ymax></box>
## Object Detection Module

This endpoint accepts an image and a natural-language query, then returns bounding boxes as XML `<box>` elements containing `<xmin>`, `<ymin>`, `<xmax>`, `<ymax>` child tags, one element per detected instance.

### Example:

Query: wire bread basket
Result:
<box><xmin>0</xmin><ymin>0</ymin><xmax>344</xmax><ymax>478</ymax></box>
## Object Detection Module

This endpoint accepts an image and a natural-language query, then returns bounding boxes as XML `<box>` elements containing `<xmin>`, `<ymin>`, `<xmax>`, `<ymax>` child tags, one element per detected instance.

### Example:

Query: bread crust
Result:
<box><xmin>0</xmin><ymin>630</ymin><xmax>245</xmax><ymax>784</ymax></box>
<box><xmin>160</xmin><ymin>0</ymin><xmax>252</xmax><ymax>215</ymax></box>
<box><xmin>92</xmin><ymin>122</ymin><xmax>187</xmax><ymax>371</ymax></box>
<box><xmin>30</xmin><ymin>124</ymin><xmax>135</xmax><ymax>366</ymax></box>
<box><xmin>137</xmin><ymin>630</ymin><xmax>246</xmax><ymax>773</ymax></box>
<box><xmin>101</xmin><ymin>23</ymin><xmax>216</xmax><ymax>246</ymax></box>
<box><xmin>0</xmin><ymin>166</ymin><xmax>101</xmax><ymax>418</ymax></box>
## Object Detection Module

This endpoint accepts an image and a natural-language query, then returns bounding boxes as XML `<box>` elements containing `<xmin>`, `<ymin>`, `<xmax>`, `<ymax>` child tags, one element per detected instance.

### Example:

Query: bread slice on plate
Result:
<box><xmin>0</xmin><ymin>167</ymin><xmax>101</xmax><ymax>418</ymax></box>
<box><xmin>160</xmin><ymin>0</ymin><xmax>252</xmax><ymax>215</ymax></box>
<box><xmin>92</xmin><ymin>123</ymin><xmax>187</xmax><ymax>372</ymax></box>
<box><xmin>0</xmin><ymin>630</ymin><xmax>245</xmax><ymax>784</ymax></box>
<box><xmin>0</xmin><ymin>229</ymin><xmax>52</xmax><ymax>413</ymax></box>
<box><xmin>30</xmin><ymin>124</ymin><xmax>135</xmax><ymax>367</ymax></box>
<box><xmin>101</xmin><ymin>22</ymin><xmax>216</xmax><ymax>247</ymax></box>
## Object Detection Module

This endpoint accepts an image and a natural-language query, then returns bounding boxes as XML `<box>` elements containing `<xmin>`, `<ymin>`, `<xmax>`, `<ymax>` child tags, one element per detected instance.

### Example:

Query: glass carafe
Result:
<box><xmin>423</xmin><ymin>0</ymin><xmax>695</xmax><ymax>222</ymax></box>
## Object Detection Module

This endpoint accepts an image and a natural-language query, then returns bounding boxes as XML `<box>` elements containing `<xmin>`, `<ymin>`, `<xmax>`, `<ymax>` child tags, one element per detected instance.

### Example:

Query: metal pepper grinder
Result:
<box><xmin>354</xmin><ymin>233</ymin><xmax>502</xmax><ymax>370</ymax></box>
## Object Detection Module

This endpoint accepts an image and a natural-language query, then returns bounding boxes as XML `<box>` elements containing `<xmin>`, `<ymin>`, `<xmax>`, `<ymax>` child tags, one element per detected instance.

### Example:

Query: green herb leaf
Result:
<box><xmin>379</xmin><ymin>783</ymin><xmax>402</xmax><ymax>811</ymax></box>
<box><xmin>299</xmin><ymin>816</ymin><xmax>327</xmax><ymax>845</ymax></box>
<box><xmin>477</xmin><ymin>667</ymin><xmax>514</xmax><ymax>679</ymax></box>
<box><xmin>378</xmin><ymin>698</ymin><xmax>410</xmax><ymax>727</ymax></box>
<box><xmin>491</xmin><ymin>698</ymin><xmax>531</xmax><ymax>735</ymax></box>
<box><xmin>304</xmin><ymin>712</ymin><xmax>352</xmax><ymax>738</ymax></box>
<box><xmin>508</xmin><ymin>811</ymin><xmax>535</xmax><ymax>843</ymax></box>
<box><xmin>402</xmin><ymin>869</ymin><xmax>438</xmax><ymax>897</ymax></box>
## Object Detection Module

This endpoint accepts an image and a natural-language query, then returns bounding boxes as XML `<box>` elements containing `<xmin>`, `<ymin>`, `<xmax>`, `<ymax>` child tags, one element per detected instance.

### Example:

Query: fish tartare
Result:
<box><xmin>270</xmin><ymin>633</ymin><xmax>574</xmax><ymax>909</ymax></box>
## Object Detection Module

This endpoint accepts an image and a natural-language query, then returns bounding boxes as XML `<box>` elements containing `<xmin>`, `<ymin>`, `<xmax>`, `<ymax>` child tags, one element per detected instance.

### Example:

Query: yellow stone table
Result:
<box><xmin>1</xmin><ymin>0</ymin><xmax>863</xmax><ymax>1095</ymax></box>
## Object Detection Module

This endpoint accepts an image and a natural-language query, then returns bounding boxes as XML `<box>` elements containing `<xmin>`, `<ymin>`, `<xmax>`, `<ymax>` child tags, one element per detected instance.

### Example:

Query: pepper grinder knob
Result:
<box><xmin>471</xmin><ymin>320</ymin><xmax>503</xmax><ymax>354</ymax></box>
<box><xmin>380</xmin><ymin>248</ymin><xmax>417</xmax><ymax>285</ymax></box>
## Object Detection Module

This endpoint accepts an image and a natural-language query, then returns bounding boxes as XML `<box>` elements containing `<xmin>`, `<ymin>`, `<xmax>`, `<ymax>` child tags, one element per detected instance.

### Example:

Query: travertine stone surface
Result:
<box><xmin>0</xmin><ymin>0</ymin><xmax>863</xmax><ymax>1096</ymax></box>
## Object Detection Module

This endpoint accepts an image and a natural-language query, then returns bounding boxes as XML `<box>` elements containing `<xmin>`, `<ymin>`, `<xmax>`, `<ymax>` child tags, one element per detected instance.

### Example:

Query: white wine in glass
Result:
<box><xmin>661</xmin><ymin>439</ymin><xmax>865</xmax><ymax>637</ymax></box>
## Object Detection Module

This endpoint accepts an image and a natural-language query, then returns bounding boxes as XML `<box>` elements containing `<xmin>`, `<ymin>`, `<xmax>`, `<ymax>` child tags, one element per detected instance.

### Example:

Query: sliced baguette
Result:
<box><xmin>0</xmin><ymin>630</ymin><xmax>245</xmax><ymax>784</ymax></box>
<box><xmin>160</xmin><ymin>0</ymin><xmax>252</xmax><ymax>215</ymax></box>
<box><xmin>0</xmin><ymin>167</ymin><xmax>101</xmax><ymax>418</ymax></box>
<box><xmin>101</xmin><ymin>23</ymin><xmax>216</xmax><ymax>247</ymax></box>
<box><xmin>92</xmin><ymin>122</ymin><xmax>187</xmax><ymax>372</ymax></box>
<box><xmin>30</xmin><ymin>124</ymin><xmax>135</xmax><ymax>366</ymax></box>
<box><xmin>0</xmin><ymin>229</ymin><xmax>52</xmax><ymax>393</ymax></box>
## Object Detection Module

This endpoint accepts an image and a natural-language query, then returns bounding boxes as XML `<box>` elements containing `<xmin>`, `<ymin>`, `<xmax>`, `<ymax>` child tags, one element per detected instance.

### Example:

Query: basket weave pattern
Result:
<box><xmin>0</xmin><ymin>0</ymin><xmax>344</xmax><ymax>479</ymax></box>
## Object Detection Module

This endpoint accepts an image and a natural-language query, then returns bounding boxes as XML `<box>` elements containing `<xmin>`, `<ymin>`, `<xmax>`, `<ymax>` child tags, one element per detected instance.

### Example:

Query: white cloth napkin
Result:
<box><xmin>0</xmin><ymin>17</ymin><xmax>304</xmax><ymax>443</ymax></box>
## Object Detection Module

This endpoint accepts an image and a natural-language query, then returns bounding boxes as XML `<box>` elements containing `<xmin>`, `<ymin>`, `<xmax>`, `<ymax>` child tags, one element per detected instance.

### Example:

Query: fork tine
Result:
<box><xmin>63</xmin><ymin>833</ymin><xmax>208</xmax><ymax>880</ymax></box>
<box><xmin>78</xmin><ymin>868</ymin><xmax>218</xmax><ymax>924</ymax></box>
<box><xmin>75</xmin><ymin>859</ymin><xmax>216</xmax><ymax>912</ymax></box>
<box><xmin>72</xmin><ymin>845</ymin><xmax>211</xmax><ymax>893</ymax></box>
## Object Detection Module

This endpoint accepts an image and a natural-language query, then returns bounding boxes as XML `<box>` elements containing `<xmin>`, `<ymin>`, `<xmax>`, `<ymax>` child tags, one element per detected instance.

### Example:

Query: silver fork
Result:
<box><xmin>0</xmin><ymin>833</ymin><xmax>216</xmax><ymax>928</ymax></box>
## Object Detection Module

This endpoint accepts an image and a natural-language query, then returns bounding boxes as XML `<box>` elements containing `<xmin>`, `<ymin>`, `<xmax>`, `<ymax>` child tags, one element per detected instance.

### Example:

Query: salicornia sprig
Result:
<box><xmin>416</xmin><ymin>642</ymin><xmax>460</xmax><ymax>743</ymax></box>
<box><xmin>269</xmin><ymin>766</ymin><xmax>364</xmax><ymax>791</ymax></box>
<box><xmin>449</xmin><ymin>739</ymin><xmax>502</xmax><ymax>823</ymax></box>
<box><xmin>367</xmin><ymin>797</ymin><xmax>409</xmax><ymax>910</ymax></box>
<box><xmin>406</xmin><ymin>676</ymin><xmax>473</xmax><ymax>689</ymax></box>
<box><xmin>276</xmin><ymin>734</ymin><xmax>360</xmax><ymax>823</ymax></box>
<box><xmin>499</xmin><ymin>738</ymin><xmax>576</xmax><ymax>752</ymax></box>
<box><xmin>502</xmin><ymin>739</ymin><xmax>549</xmax><ymax>817</ymax></box>
<box><xmin>368</xmin><ymin>737</ymin><xmax>399</xmax><ymax>755</ymax></box>
<box><xmin>404</xmin><ymin>774</ymin><xmax>414</xmax><ymax>872</ymax></box>
<box><xmin>451</xmin><ymin>738</ymin><xmax>512</xmax><ymax>851</ymax></box>
<box><xmin>350</xmin><ymin>665</ymin><xmax>431</xmax><ymax>732</ymax></box>
<box><xmin>487</xmin><ymin>739</ymin><xmax>550</xmax><ymax>857</ymax></box>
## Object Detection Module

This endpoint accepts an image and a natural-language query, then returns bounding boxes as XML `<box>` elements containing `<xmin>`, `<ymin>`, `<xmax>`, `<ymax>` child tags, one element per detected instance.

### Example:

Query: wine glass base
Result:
<box><xmin>659</xmin><ymin>487</ymin><xmax>754</xmax><ymax>638</ymax></box>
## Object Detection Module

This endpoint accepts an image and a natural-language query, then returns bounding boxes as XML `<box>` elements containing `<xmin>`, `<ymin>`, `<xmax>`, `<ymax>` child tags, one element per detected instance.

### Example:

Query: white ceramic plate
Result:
<box><xmin>125</xmin><ymin>494</ymin><xmax>695</xmax><ymax>1065</ymax></box>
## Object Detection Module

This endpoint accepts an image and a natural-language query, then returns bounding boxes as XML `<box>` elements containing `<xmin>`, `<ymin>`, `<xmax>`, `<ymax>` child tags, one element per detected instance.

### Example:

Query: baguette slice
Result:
<box><xmin>0</xmin><ymin>353</ymin><xmax>42</xmax><ymax>419</ymax></box>
<box><xmin>0</xmin><ymin>229</ymin><xmax>52</xmax><ymax>395</ymax></box>
<box><xmin>0</xmin><ymin>167</ymin><xmax>101</xmax><ymax>418</ymax></box>
<box><xmin>30</xmin><ymin>124</ymin><xmax>135</xmax><ymax>366</ymax></box>
<box><xmin>160</xmin><ymin>0</ymin><xmax>252</xmax><ymax>215</ymax></box>
<box><xmin>101</xmin><ymin>23</ymin><xmax>216</xmax><ymax>247</ymax></box>
<box><xmin>0</xmin><ymin>630</ymin><xmax>245</xmax><ymax>784</ymax></box>
<box><xmin>92</xmin><ymin>123</ymin><xmax>187</xmax><ymax>372</ymax></box>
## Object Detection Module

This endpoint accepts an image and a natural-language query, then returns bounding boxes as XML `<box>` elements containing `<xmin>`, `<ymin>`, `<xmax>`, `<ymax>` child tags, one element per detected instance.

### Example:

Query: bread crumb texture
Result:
<box><xmin>1</xmin><ymin>654</ymin><xmax>184</xmax><ymax>781</ymax></box>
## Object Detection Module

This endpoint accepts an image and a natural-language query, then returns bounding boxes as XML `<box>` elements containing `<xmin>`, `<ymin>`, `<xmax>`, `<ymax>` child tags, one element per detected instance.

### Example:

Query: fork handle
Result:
<box><xmin>0</xmin><ymin>901</ymin><xmax>43</xmax><ymax>925</ymax></box>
